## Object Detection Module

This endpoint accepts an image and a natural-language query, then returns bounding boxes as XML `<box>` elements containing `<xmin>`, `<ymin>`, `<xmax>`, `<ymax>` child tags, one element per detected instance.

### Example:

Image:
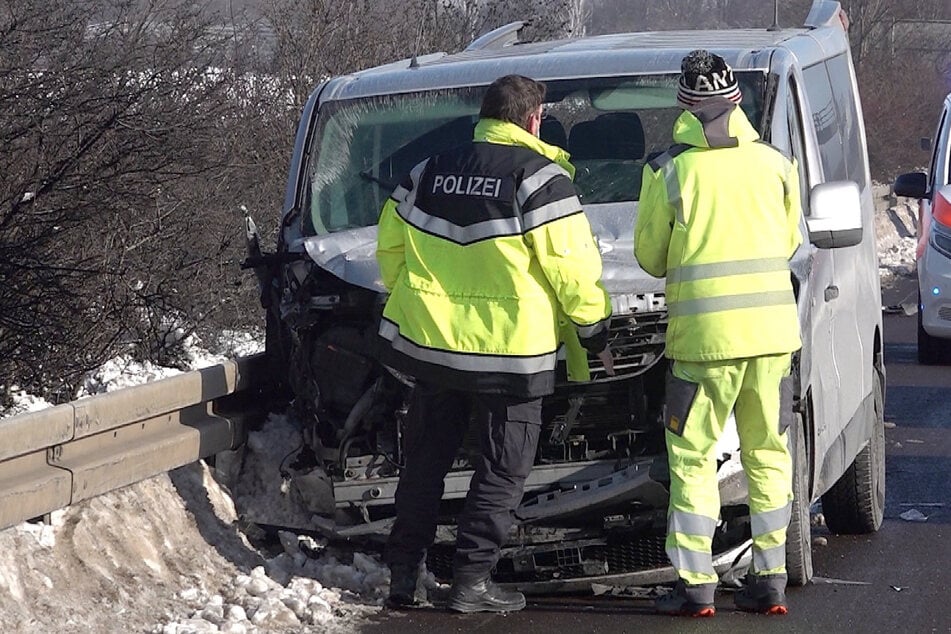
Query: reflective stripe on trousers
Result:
<box><xmin>751</xmin><ymin>501</ymin><xmax>792</xmax><ymax>574</ymax></box>
<box><xmin>664</xmin><ymin>353</ymin><xmax>794</xmax><ymax>584</ymax></box>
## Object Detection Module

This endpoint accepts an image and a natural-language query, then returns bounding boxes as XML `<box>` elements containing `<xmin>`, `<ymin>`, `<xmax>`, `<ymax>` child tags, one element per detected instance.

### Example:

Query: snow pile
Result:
<box><xmin>159</xmin><ymin>549</ymin><xmax>386</xmax><ymax>634</ymax></box>
<box><xmin>873</xmin><ymin>184</ymin><xmax>918</xmax><ymax>281</ymax></box>
<box><xmin>78</xmin><ymin>330</ymin><xmax>265</xmax><ymax>398</ymax></box>
<box><xmin>148</xmin><ymin>412</ymin><xmax>403</xmax><ymax>632</ymax></box>
<box><xmin>0</xmin><ymin>387</ymin><xmax>53</xmax><ymax>416</ymax></box>
<box><xmin>2</xmin><ymin>330</ymin><xmax>265</xmax><ymax>417</ymax></box>
<box><xmin>152</xmin><ymin>414</ymin><xmax>394</xmax><ymax>632</ymax></box>
<box><xmin>231</xmin><ymin>415</ymin><xmax>316</xmax><ymax>531</ymax></box>
<box><xmin>0</xmin><ymin>333</ymin><xmax>389</xmax><ymax>634</ymax></box>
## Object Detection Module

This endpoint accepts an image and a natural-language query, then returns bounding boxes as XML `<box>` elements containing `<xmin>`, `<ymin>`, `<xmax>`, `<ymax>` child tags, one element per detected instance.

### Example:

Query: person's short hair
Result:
<box><xmin>479</xmin><ymin>75</ymin><xmax>546</xmax><ymax>128</ymax></box>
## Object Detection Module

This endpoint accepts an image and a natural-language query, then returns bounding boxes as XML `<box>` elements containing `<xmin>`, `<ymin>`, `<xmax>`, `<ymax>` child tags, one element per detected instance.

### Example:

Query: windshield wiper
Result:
<box><xmin>359</xmin><ymin>170</ymin><xmax>398</xmax><ymax>193</ymax></box>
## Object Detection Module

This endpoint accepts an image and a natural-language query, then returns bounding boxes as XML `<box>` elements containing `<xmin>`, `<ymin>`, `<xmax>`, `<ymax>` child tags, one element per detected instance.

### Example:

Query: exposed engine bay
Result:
<box><xmin>247</xmin><ymin>204</ymin><xmax>755</xmax><ymax>589</ymax></box>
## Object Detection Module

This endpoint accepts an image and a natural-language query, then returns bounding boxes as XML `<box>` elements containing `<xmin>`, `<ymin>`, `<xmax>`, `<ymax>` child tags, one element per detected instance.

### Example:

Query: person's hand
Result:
<box><xmin>597</xmin><ymin>346</ymin><xmax>616</xmax><ymax>376</ymax></box>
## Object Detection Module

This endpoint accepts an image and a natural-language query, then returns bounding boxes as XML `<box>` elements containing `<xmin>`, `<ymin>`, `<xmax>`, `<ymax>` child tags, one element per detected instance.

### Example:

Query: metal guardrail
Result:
<box><xmin>0</xmin><ymin>354</ymin><xmax>269</xmax><ymax>531</ymax></box>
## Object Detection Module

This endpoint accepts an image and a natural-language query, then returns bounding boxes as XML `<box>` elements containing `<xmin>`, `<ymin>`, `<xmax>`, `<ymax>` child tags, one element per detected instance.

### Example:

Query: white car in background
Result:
<box><xmin>894</xmin><ymin>92</ymin><xmax>951</xmax><ymax>364</ymax></box>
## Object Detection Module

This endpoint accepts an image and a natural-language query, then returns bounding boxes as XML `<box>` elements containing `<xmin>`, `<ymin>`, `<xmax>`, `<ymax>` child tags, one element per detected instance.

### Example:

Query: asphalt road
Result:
<box><xmin>363</xmin><ymin>278</ymin><xmax>951</xmax><ymax>634</ymax></box>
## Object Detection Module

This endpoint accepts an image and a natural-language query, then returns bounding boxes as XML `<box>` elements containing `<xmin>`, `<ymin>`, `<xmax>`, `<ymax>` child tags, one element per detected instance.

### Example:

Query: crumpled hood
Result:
<box><xmin>673</xmin><ymin>98</ymin><xmax>759</xmax><ymax>149</ymax></box>
<box><xmin>299</xmin><ymin>203</ymin><xmax>664</xmax><ymax>297</ymax></box>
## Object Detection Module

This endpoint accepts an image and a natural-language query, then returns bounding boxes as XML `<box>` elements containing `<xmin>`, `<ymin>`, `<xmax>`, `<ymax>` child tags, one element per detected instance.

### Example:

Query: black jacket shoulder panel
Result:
<box><xmin>648</xmin><ymin>143</ymin><xmax>693</xmax><ymax>171</ymax></box>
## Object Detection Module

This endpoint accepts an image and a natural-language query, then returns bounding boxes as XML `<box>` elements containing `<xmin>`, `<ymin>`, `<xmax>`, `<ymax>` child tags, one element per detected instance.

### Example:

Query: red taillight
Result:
<box><xmin>933</xmin><ymin>187</ymin><xmax>951</xmax><ymax>229</ymax></box>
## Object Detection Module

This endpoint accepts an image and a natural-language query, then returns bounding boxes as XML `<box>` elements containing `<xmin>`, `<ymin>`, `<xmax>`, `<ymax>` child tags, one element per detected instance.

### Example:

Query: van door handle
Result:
<box><xmin>824</xmin><ymin>285</ymin><xmax>839</xmax><ymax>302</ymax></box>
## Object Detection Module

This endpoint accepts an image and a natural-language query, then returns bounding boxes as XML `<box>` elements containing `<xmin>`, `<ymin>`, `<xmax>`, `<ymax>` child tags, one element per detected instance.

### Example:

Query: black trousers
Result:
<box><xmin>384</xmin><ymin>381</ymin><xmax>542</xmax><ymax>580</ymax></box>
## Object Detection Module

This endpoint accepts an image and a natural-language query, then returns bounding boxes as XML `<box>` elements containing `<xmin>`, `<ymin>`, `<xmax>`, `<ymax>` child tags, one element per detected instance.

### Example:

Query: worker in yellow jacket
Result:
<box><xmin>635</xmin><ymin>50</ymin><xmax>803</xmax><ymax>617</ymax></box>
<box><xmin>377</xmin><ymin>74</ymin><xmax>613</xmax><ymax>613</ymax></box>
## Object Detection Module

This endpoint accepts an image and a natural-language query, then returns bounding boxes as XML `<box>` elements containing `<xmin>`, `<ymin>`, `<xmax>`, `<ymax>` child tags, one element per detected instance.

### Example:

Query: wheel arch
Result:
<box><xmin>873</xmin><ymin>324</ymin><xmax>885</xmax><ymax>407</ymax></box>
<box><xmin>800</xmin><ymin>387</ymin><xmax>817</xmax><ymax>503</ymax></box>
<box><xmin>792</xmin><ymin>351</ymin><xmax>817</xmax><ymax>504</ymax></box>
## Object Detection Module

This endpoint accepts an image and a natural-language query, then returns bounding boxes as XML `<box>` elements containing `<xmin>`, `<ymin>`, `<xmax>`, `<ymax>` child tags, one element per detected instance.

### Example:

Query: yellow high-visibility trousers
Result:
<box><xmin>664</xmin><ymin>353</ymin><xmax>794</xmax><ymax>585</ymax></box>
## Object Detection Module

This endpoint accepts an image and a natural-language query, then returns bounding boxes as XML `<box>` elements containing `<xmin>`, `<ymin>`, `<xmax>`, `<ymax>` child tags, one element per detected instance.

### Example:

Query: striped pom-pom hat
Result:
<box><xmin>677</xmin><ymin>49</ymin><xmax>743</xmax><ymax>109</ymax></box>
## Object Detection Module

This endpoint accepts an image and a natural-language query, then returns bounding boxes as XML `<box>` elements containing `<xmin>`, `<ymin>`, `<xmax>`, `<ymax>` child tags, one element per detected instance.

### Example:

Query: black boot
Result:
<box><xmin>387</xmin><ymin>563</ymin><xmax>427</xmax><ymax>609</ymax></box>
<box><xmin>734</xmin><ymin>573</ymin><xmax>788</xmax><ymax>615</ymax></box>
<box><xmin>654</xmin><ymin>579</ymin><xmax>717</xmax><ymax>617</ymax></box>
<box><xmin>448</xmin><ymin>575</ymin><xmax>526</xmax><ymax>613</ymax></box>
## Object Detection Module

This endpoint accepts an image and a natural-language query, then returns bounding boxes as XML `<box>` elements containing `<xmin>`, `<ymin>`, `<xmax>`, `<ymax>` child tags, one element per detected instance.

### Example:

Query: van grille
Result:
<box><xmin>426</xmin><ymin>535</ymin><xmax>671</xmax><ymax>583</ymax></box>
<box><xmin>601</xmin><ymin>535</ymin><xmax>670</xmax><ymax>573</ymax></box>
<box><xmin>577</xmin><ymin>311</ymin><xmax>668</xmax><ymax>382</ymax></box>
<box><xmin>939</xmin><ymin>306</ymin><xmax>951</xmax><ymax>322</ymax></box>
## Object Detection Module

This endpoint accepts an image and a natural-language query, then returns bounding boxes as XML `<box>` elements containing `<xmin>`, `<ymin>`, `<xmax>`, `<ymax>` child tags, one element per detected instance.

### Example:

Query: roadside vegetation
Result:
<box><xmin>1</xmin><ymin>0</ymin><xmax>946</xmax><ymax>405</ymax></box>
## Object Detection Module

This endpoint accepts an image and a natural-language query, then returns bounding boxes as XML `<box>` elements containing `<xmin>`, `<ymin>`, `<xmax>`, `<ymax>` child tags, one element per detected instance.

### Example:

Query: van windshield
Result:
<box><xmin>304</xmin><ymin>72</ymin><xmax>766</xmax><ymax>236</ymax></box>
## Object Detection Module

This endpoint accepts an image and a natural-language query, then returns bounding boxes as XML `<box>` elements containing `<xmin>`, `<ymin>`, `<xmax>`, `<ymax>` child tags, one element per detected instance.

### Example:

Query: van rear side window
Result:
<box><xmin>801</xmin><ymin>54</ymin><xmax>866</xmax><ymax>189</ymax></box>
<box><xmin>802</xmin><ymin>61</ymin><xmax>846</xmax><ymax>183</ymax></box>
<box><xmin>825</xmin><ymin>54</ymin><xmax>868</xmax><ymax>189</ymax></box>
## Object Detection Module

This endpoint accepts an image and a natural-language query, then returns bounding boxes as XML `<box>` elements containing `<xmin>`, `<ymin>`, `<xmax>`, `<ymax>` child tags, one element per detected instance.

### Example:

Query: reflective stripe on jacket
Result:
<box><xmin>376</xmin><ymin>119</ymin><xmax>612</xmax><ymax>397</ymax></box>
<box><xmin>634</xmin><ymin>98</ymin><xmax>803</xmax><ymax>362</ymax></box>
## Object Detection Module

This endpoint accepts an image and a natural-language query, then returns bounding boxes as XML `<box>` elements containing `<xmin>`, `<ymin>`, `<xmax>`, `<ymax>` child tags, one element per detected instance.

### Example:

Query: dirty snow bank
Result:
<box><xmin>0</xmin><ymin>457</ymin><xmax>385</xmax><ymax>634</ymax></box>
<box><xmin>0</xmin><ymin>333</ymin><xmax>390</xmax><ymax>634</ymax></box>
<box><xmin>874</xmin><ymin>183</ymin><xmax>918</xmax><ymax>283</ymax></box>
<box><xmin>1</xmin><ymin>330</ymin><xmax>265</xmax><ymax>418</ymax></box>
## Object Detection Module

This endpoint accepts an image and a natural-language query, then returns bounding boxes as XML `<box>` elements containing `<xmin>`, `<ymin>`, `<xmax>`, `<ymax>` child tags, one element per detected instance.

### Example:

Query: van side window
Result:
<box><xmin>786</xmin><ymin>78</ymin><xmax>811</xmax><ymax>214</ymax></box>
<box><xmin>825</xmin><ymin>54</ymin><xmax>868</xmax><ymax>190</ymax></box>
<box><xmin>801</xmin><ymin>62</ymin><xmax>847</xmax><ymax>183</ymax></box>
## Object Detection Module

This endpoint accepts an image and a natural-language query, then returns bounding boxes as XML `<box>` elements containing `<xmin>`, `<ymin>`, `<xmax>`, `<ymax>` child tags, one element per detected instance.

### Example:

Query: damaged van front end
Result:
<box><xmin>243</xmin><ymin>47</ymin><xmax>775</xmax><ymax>592</ymax></box>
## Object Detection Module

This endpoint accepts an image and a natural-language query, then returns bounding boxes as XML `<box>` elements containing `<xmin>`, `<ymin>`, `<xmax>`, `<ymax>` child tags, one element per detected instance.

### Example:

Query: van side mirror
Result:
<box><xmin>893</xmin><ymin>171</ymin><xmax>929</xmax><ymax>199</ymax></box>
<box><xmin>806</xmin><ymin>181</ymin><xmax>862</xmax><ymax>249</ymax></box>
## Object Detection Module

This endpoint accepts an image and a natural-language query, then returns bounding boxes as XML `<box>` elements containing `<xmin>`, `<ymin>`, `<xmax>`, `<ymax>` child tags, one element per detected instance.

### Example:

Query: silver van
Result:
<box><xmin>894</xmin><ymin>93</ymin><xmax>951</xmax><ymax>364</ymax></box>
<box><xmin>246</xmin><ymin>0</ymin><xmax>885</xmax><ymax>592</ymax></box>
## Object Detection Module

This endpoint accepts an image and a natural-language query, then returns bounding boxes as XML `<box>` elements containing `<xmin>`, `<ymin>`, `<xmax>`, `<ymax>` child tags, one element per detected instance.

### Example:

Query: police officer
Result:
<box><xmin>635</xmin><ymin>50</ymin><xmax>803</xmax><ymax>617</ymax></box>
<box><xmin>377</xmin><ymin>74</ymin><xmax>613</xmax><ymax>613</ymax></box>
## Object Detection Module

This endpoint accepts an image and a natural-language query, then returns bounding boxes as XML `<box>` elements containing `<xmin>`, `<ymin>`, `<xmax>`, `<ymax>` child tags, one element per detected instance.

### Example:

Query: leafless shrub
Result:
<box><xmin>587</xmin><ymin>0</ymin><xmax>814</xmax><ymax>33</ymax></box>
<box><xmin>0</xmin><ymin>0</ymin><xmax>251</xmax><ymax>399</ymax></box>
<box><xmin>859</xmin><ymin>52</ymin><xmax>947</xmax><ymax>178</ymax></box>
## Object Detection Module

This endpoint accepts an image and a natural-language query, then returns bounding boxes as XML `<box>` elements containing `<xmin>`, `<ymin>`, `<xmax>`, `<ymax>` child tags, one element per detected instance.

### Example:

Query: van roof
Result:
<box><xmin>427</xmin><ymin>28</ymin><xmax>803</xmax><ymax>66</ymax></box>
<box><xmin>318</xmin><ymin>25</ymin><xmax>842</xmax><ymax>102</ymax></box>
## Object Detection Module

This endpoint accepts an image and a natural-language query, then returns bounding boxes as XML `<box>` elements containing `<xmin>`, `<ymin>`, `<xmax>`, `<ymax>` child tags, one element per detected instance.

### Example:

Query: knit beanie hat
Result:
<box><xmin>677</xmin><ymin>50</ymin><xmax>742</xmax><ymax>109</ymax></box>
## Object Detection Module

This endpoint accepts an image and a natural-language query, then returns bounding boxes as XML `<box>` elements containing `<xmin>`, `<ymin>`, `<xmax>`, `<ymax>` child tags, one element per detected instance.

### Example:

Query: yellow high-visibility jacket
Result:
<box><xmin>376</xmin><ymin>119</ymin><xmax>612</xmax><ymax>397</ymax></box>
<box><xmin>635</xmin><ymin>98</ymin><xmax>803</xmax><ymax>362</ymax></box>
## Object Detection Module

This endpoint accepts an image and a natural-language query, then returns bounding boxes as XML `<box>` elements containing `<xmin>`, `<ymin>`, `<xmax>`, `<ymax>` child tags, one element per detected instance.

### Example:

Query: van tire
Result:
<box><xmin>821</xmin><ymin>370</ymin><xmax>885</xmax><ymax>534</ymax></box>
<box><xmin>918</xmin><ymin>291</ymin><xmax>951</xmax><ymax>365</ymax></box>
<box><xmin>786</xmin><ymin>411</ymin><xmax>813</xmax><ymax>587</ymax></box>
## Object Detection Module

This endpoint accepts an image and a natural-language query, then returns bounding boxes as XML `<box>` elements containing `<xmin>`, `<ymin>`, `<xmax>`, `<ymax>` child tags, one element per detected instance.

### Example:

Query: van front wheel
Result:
<box><xmin>785</xmin><ymin>410</ymin><xmax>813</xmax><ymax>587</ymax></box>
<box><xmin>821</xmin><ymin>370</ymin><xmax>885</xmax><ymax>534</ymax></box>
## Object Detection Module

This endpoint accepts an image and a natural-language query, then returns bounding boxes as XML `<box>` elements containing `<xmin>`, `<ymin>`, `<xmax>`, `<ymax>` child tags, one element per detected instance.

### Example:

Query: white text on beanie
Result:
<box><xmin>677</xmin><ymin>49</ymin><xmax>743</xmax><ymax>109</ymax></box>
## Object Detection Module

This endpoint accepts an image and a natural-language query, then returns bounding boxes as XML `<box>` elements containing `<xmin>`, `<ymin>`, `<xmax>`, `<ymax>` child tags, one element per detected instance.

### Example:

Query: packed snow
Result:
<box><xmin>874</xmin><ymin>183</ymin><xmax>919</xmax><ymax>283</ymax></box>
<box><xmin>0</xmin><ymin>331</ymin><xmax>395</xmax><ymax>633</ymax></box>
<box><xmin>0</xmin><ymin>186</ymin><xmax>919</xmax><ymax>632</ymax></box>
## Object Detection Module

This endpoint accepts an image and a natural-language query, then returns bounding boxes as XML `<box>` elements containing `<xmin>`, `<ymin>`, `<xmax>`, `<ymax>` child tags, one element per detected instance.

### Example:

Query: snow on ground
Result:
<box><xmin>1</xmin><ymin>330</ymin><xmax>266</xmax><ymax>418</ymax></box>
<box><xmin>0</xmin><ymin>332</ymin><xmax>391</xmax><ymax>634</ymax></box>
<box><xmin>874</xmin><ymin>183</ymin><xmax>919</xmax><ymax>285</ymax></box>
<box><xmin>78</xmin><ymin>329</ymin><xmax>266</xmax><ymax>398</ymax></box>
<box><xmin>0</xmin><ymin>187</ymin><xmax>921</xmax><ymax>633</ymax></box>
